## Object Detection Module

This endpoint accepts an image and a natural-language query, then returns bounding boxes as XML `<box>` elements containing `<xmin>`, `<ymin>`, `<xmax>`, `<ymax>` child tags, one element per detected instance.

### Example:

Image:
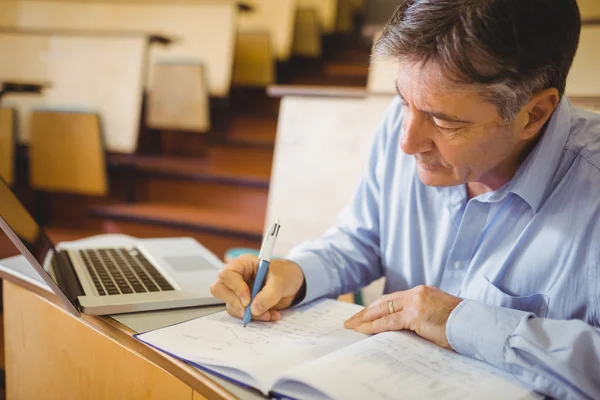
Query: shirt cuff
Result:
<box><xmin>285</xmin><ymin>251</ymin><xmax>334</xmax><ymax>306</ymax></box>
<box><xmin>446</xmin><ymin>299</ymin><xmax>531</xmax><ymax>369</ymax></box>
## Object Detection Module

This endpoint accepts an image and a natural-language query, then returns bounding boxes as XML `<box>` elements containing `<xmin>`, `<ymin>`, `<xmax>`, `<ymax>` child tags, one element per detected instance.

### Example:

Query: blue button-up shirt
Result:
<box><xmin>287</xmin><ymin>96</ymin><xmax>600</xmax><ymax>399</ymax></box>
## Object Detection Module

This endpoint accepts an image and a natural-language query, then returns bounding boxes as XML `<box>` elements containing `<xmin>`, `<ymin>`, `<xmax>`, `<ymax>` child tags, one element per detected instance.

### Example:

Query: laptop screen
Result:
<box><xmin>0</xmin><ymin>177</ymin><xmax>68</xmax><ymax>301</ymax></box>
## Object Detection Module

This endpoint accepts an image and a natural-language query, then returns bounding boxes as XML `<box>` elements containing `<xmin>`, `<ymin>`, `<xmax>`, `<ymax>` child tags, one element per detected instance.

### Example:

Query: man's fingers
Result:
<box><xmin>353</xmin><ymin>311</ymin><xmax>408</xmax><ymax>335</ymax></box>
<box><xmin>226</xmin><ymin>254</ymin><xmax>260</xmax><ymax>281</ymax></box>
<box><xmin>345</xmin><ymin>294</ymin><xmax>404</xmax><ymax>328</ymax></box>
<box><xmin>226</xmin><ymin>304</ymin><xmax>281</xmax><ymax>322</ymax></box>
<box><xmin>251</xmin><ymin>273</ymin><xmax>284</xmax><ymax>316</ymax></box>
<box><xmin>218</xmin><ymin>269</ymin><xmax>251</xmax><ymax>307</ymax></box>
<box><xmin>211</xmin><ymin>283</ymin><xmax>245</xmax><ymax>313</ymax></box>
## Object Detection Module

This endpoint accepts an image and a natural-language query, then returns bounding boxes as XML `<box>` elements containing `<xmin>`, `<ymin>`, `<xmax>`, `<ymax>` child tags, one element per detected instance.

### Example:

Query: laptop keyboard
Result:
<box><xmin>79</xmin><ymin>248</ymin><xmax>174</xmax><ymax>296</ymax></box>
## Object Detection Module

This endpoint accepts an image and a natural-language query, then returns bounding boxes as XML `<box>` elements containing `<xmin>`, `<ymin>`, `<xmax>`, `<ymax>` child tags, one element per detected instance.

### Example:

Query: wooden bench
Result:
<box><xmin>0</xmin><ymin>0</ymin><xmax>237</xmax><ymax>99</ymax></box>
<box><xmin>0</xmin><ymin>29</ymin><xmax>151</xmax><ymax>154</ymax></box>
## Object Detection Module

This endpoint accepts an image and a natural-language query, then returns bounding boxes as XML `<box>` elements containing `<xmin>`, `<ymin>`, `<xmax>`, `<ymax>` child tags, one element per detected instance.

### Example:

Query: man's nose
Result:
<box><xmin>400</xmin><ymin>112</ymin><xmax>434</xmax><ymax>155</ymax></box>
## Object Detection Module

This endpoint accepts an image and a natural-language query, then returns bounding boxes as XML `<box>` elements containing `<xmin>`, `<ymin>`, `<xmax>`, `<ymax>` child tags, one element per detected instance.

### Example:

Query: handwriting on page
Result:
<box><xmin>142</xmin><ymin>299</ymin><xmax>365</xmax><ymax>372</ymax></box>
<box><xmin>181</xmin><ymin>301</ymin><xmax>358</xmax><ymax>354</ymax></box>
<box><xmin>282</xmin><ymin>331</ymin><xmax>531</xmax><ymax>400</ymax></box>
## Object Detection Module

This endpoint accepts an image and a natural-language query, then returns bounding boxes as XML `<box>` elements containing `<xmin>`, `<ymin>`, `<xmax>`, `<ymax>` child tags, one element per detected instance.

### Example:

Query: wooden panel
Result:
<box><xmin>266</xmin><ymin>95</ymin><xmax>393</xmax><ymax>304</ymax></box>
<box><xmin>0</xmin><ymin>32</ymin><xmax>147</xmax><ymax>154</ymax></box>
<box><xmin>100</xmin><ymin>220</ymin><xmax>262</xmax><ymax>261</ymax></box>
<box><xmin>0</xmin><ymin>108</ymin><xmax>15</xmax><ymax>185</ymax></box>
<box><xmin>30</xmin><ymin>111</ymin><xmax>108</xmax><ymax>196</ymax></box>
<box><xmin>566</xmin><ymin>26</ymin><xmax>600</xmax><ymax>96</ymax></box>
<box><xmin>297</xmin><ymin>0</ymin><xmax>338</xmax><ymax>34</ymax></box>
<box><xmin>570</xmin><ymin>96</ymin><xmax>600</xmax><ymax>114</ymax></box>
<box><xmin>232</xmin><ymin>32</ymin><xmax>275</xmax><ymax>87</ymax></box>
<box><xmin>193</xmin><ymin>391</ymin><xmax>210</xmax><ymax>400</ymax></box>
<box><xmin>147</xmin><ymin>63</ymin><xmax>211</xmax><ymax>132</ymax></box>
<box><xmin>133</xmin><ymin>178</ymin><xmax>268</xmax><ymax>211</ymax></box>
<box><xmin>0</xmin><ymin>1</ymin><xmax>237</xmax><ymax>97</ymax></box>
<box><xmin>267</xmin><ymin>84</ymin><xmax>367</xmax><ymax>98</ymax></box>
<box><xmin>578</xmin><ymin>0</ymin><xmax>600</xmax><ymax>19</ymax></box>
<box><xmin>0</xmin><ymin>312</ymin><xmax>4</xmax><ymax>370</ymax></box>
<box><xmin>237</xmin><ymin>0</ymin><xmax>297</xmax><ymax>61</ymax></box>
<box><xmin>292</xmin><ymin>8</ymin><xmax>322</xmax><ymax>58</ymax></box>
<box><xmin>89</xmin><ymin>201</ymin><xmax>266</xmax><ymax>240</ymax></box>
<box><xmin>3</xmin><ymin>280</ymin><xmax>193</xmax><ymax>400</ymax></box>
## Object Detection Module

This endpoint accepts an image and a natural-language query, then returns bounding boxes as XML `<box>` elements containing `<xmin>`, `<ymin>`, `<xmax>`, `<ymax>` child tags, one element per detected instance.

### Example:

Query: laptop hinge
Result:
<box><xmin>52</xmin><ymin>250</ymin><xmax>85</xmax><ymax>304</ymax></box>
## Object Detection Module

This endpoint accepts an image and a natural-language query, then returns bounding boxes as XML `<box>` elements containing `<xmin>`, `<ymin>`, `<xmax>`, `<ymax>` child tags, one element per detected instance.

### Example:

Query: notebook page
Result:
<box><xmin>274</xmin><ymin>331</ymin><xmax>537</xmax><ymax>400</ymax></box>
<box><xmin>136</xmin><ymin>299</ymin><xmax>367</xmax><ymax>395</ymax></box>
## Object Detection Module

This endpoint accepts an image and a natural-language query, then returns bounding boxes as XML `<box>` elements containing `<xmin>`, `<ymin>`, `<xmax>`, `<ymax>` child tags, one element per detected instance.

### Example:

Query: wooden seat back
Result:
<box><xmin>293</xmin><ymin>8</ymin><xmax>322</xmax><ymax>58</ymax></box>
<box><xmin>297</xmin><ymin>0</ymin><xmax>338</xmax><ymax>34</ymax></box>
<box><xmin>238</xmin><ymin>0</ymin><xmax>297</xmax><ymax>62</ymax></box>
<box><xmin>232</xmin><ymin>32</ymin><xmax>275</xmax><ymax>87</ymax></box>
<box><xmin>147</xmin><ymin>63</ymin><xmax>211</xmax><ymax>133</ymax></box>
<box><xmin>0</xmin><ymin>108</ymin><xmax>15</xmax><ymax>186</ymax></box>
<box><xmin>29</xmin><ymin>110</ymin><xmax>108</xmax><ymax>196</ymax></box>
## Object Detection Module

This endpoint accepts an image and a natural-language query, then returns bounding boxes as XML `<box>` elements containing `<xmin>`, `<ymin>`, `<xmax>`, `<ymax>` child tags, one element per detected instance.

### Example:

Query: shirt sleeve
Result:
<box><xmin>285</xmin><ymin>98</ymin><xmax>401</xmax><ymax>305</ymax></box>
<box><xmin>446</xmin><ymin>299</ymin><xmax>600</xmax><ymax>400</ymax></box>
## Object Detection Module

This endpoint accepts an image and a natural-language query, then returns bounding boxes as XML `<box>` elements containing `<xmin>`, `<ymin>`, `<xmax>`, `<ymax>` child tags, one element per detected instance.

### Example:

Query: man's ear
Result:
<box><xmin>520</xmin><ymin>88</ymin><xmax>560</xmax><ymax>140</ymax></box>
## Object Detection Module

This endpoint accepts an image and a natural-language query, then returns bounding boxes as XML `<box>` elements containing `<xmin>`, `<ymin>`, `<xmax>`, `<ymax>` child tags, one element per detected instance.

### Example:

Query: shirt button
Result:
<box><xmin>474</xmin><ymin>353</ymin><xmax>484</xmax><ymax>361</ymax></box>
<box><xmin>454</xmin><ymin>261</ymin><xmax>463</xmax><ymax>269</ymax></box>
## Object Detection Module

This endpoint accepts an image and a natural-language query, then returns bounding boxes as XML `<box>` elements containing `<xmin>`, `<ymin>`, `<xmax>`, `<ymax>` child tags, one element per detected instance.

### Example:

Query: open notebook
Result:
<box><xmin>135</xmin><ymin>299</ymin><xmax>537</xmax><ymax>400</ymax></box>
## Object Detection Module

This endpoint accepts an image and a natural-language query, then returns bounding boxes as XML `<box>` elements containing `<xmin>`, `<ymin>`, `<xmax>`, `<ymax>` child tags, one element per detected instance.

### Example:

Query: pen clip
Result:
<box><xmin>258</xmin><ymin>219</ymin><xmax>280</xmax><ymax>262</ymax></box>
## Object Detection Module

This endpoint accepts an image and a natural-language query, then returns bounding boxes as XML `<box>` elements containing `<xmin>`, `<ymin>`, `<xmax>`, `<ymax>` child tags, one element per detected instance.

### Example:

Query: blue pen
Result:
<box><xmin>243</xmin><ymin>219</ymin><xmax>280</xmax><ymax>327</ymax></box>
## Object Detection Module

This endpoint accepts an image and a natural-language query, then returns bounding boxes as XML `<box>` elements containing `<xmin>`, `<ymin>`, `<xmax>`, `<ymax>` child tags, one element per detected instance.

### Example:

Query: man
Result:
<box><xmin>211</xmin><ymin>0</ymin><xmax>600</xmax><ymax>398</ymax></box>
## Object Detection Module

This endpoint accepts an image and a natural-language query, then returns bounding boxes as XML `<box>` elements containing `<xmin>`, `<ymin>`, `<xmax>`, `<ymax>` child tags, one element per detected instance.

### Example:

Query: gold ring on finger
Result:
<box><xmin>388</xmin><ymin>300</ymin><xmax>395</xmax><ymax>315</ymax></box>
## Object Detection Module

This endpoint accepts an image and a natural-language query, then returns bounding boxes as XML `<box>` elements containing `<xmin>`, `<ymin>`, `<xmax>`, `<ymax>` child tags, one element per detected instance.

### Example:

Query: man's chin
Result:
<box><xmin>416</xmin><ymin>166</ymin><xmax>457</xmax><ymax>187</ymax></box>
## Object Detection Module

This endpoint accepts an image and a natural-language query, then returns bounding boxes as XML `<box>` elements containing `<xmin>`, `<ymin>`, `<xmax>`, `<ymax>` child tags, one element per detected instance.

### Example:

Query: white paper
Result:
<box><xmin>136</xmin><ymin>299</ymin><xmax>367</xmax><ymax>394</ymax></box>
<box><xmin>275</xmin><ymin>331</ymin><xmax>537</xmax><ymax>400</ymax></box>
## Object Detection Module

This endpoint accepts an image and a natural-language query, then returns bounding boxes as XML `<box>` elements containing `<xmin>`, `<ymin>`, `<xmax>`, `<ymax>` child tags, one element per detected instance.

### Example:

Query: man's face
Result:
<box><xmin>396</xmin><ymin>60</ymin><xmax>529</xmax><ymax>189</ymax></box>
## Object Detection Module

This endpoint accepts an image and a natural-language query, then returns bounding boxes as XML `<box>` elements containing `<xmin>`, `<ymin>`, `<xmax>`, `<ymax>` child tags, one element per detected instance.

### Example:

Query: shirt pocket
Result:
<box><xmin>481</xmin><ymin>277</ymin><xmax>549</xmax><ymax>318</ymax></box>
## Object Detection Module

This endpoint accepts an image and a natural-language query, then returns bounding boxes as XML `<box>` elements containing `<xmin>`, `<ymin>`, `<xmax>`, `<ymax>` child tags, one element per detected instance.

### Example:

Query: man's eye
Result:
<box><xmin>434</xmin><ymin>123</ymin><xmax>461</xmax><ymax>132</ymax></box>
<box><xmin>432</xmin><ymin>118</ymin><xmax>462</xmax><ymax>132</ymax></box>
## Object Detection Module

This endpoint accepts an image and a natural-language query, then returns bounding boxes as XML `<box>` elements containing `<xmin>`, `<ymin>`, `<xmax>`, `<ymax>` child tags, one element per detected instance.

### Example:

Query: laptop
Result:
<box><xmin>0</xmin><ymin>177</ymin><xmax>225</xmax><ymax>316</ymax></box>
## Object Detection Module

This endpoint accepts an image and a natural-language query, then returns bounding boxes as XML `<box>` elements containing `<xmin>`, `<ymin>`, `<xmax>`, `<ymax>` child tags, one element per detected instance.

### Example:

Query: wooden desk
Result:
<box><xmin>0</xmin><ymin>29</ymin><xmax>153</xmax><ymax>154</ymax></box>
<box><xmin>0</xmin><ymin>255</ymin><xmax>267</xmax><ymax>400</ymax></box>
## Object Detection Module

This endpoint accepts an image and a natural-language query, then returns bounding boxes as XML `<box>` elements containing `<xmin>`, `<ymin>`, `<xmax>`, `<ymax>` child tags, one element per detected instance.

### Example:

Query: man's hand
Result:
<box><xmin>344</xmin><ymin>285</ymin><xmax>463</xmax><ymax>349</ymax></box>
<box><xmin>210</xmin><ymin>254</ymin><xmax>305</xmax><ymax>322</ymax></box>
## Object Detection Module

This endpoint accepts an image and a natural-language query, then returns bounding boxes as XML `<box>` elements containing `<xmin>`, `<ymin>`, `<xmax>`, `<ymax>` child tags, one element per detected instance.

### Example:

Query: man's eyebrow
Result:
<box><xmin>394</xmin><ymin>81</ymin><xmax>473</xmax><ymax>124</ymax></box>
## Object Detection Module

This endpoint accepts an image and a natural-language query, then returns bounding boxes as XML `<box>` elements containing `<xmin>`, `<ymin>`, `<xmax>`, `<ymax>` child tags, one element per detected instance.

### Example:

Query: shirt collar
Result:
<box><xmin>504</xmin><ymin>96</ymin><xmax>572</xmax><ymax>213</ymax></box>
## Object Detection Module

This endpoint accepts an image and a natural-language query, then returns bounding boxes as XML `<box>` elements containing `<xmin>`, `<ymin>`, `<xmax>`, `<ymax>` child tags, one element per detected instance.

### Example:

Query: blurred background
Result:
<box><xmin>0</xmin><ymin>0</ymin><xmax>599</xmax><ymax>394</ymax></box>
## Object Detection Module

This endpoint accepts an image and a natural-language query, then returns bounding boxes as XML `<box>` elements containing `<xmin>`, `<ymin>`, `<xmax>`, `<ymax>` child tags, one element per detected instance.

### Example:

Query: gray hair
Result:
<box><xmin>374</xmin><ymin>0</ymin><xmax>581</xmax><ymax>123</ymax></box>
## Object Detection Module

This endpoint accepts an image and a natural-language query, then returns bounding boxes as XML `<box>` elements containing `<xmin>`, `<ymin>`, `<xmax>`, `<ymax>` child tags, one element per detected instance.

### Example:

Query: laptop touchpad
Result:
<box><xmin>162</xmin><ymin>256</ymin><xmax>218</xmax><ymax>272</ymax></box>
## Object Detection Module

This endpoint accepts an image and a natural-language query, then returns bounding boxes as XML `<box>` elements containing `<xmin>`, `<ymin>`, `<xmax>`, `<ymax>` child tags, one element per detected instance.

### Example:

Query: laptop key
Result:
<box><xmin>132</xmin><ymin>285</ymin><xmax>146</xmax><ymax>293</ymax></box>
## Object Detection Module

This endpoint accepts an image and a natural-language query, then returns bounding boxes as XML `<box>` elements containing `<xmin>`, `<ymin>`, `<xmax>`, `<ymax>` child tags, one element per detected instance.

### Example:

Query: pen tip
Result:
<box><xmin>243</xmin><ymin>323</ymin><xmax>247</xmax><ymax>328</ymax></box>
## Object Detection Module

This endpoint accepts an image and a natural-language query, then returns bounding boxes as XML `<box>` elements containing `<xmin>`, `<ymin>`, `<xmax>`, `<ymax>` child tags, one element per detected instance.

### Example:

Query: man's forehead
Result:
<box><xmin>395</xmin><ymin>59</ymin><xmax>474</xmax><ymax>98</ymax></box>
